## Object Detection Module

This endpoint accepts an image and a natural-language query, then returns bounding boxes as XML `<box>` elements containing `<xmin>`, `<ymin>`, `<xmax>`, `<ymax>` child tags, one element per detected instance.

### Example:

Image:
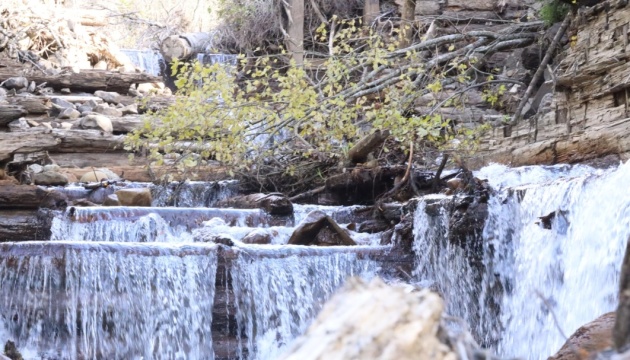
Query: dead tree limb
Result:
<box><xmin>511</xmin><ymin>14</ymin><xmax>572</xmax><ymax>124</ymax></box>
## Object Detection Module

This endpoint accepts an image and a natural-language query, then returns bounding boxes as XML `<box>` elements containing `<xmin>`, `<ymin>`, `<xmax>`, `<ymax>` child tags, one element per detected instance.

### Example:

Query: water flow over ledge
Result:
<box><xmin>413</xmin><ymin>162</ymin><xmax>630</xmax><ymax>359</ymax></box>
<box><xmin>0</xmin><ymin>241</ymin><xmax>218</xmax><ymax>360</ymax></box>
<box><xmin>229</xmin><ymin>246</ymin><xmax>381</xmax><ymax>360</ymax></box>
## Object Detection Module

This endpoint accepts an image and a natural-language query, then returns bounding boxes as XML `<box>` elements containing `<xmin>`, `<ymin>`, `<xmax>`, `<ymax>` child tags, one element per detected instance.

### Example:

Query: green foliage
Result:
<box><xmin>539</xmin><ymin>0</ymin><xmax>571</xmax><ymax>26</ymax></box>
<box><xmin>126</xmin><ymin>18</ymin><xmax>488</xmax><ymax>190</ymax></box>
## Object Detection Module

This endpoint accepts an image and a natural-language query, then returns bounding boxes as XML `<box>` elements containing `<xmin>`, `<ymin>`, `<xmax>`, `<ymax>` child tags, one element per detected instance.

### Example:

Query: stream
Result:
<box><xmin>0</xmin><ymin>161</ymin><xmax>629</xmax><ymax>359</ymax></box>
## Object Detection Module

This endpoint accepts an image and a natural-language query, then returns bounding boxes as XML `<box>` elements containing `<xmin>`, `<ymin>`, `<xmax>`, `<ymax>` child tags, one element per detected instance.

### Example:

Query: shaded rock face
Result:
<box><xmin>115</xmin><ymin>188</ymin><xmax>152</xmax><ymax>207</ymax></box>
<box><xmin>615</xmin><ymin>237</ymin><xmax>630</xmax><ymax>352</ymax></box>
<box><xmin>288</xmin><ymin>210</ymin><xmax>356</xmax><ymax>246</ymax></box>
<box><xmin>549</xmin><ymin>312</ymin><xmax>615</xmax><ymax>360</ymax></box>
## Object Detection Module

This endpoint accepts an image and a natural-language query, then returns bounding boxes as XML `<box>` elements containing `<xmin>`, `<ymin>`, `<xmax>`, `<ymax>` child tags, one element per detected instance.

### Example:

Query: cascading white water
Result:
<box><xmin>151</xmin><ymin>181</ymin><xmax>238</xmax><ymax>207</ymax></box>
<box><xmin>412</xmin><ymin>196</ymin><xmax>498</xmax><ymax>346</ymax></box>
<box><xmin>0</xmin><ymin>241</ymin><xmax>218</xmax><ymax>360</ymax></box>
<box><xmin>413</xmin><ymin>161</ymin><xmax>630</xmax><ymax>359</ymax></box>
<box><xmin>120</xmin><ymin>49</ymin><xmax>164</xmax><ymax>76</ymax></box>
<box><xmin>486</xmin><ymin>162</ymin><xmax>630</xmax><ymax>358</ymax></box>
<box><xmin>50</xmin><ymin>207</ymin><xmax>284</xmax><ymax>242</ymax></box>
<box><xmin>230</xmin><ymin>246</ymin><xmax>381</xmax><ymax>360</ymax></box>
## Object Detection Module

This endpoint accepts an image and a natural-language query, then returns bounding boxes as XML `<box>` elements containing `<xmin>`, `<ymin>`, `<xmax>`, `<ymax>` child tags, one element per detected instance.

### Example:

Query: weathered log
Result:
<box><xmin>6</xmin><ymin>96</ymin><xmax>51</xmax><ymax>114</ymax></box>
<box><xmin>216</xmin><ymin>193</ymin><xmax>294</xmax><ymax>216</ymax></box>
<box><xmin>0</xmin><ymin>67</ymin><xmax>160</xmax><ymax>93</ymax></box>
<box><xmin>0</xmin><ymin>185</ymin><xmax>67</xmax><ymax>209</ymax></box>
<box><xmin>0</xmin><ymin>210</ymin><xmax>52</xmax><ymax>241</ymax></box>
<box><xmin>0</xmin><ymin>129</ymin><xmax>125</xmax><ymax>163</ymax></box>
<box><xmin>160</xmin><ymin>33</ymin><xmax>213</xmax><ymax>62</ymax></box>
<box><xmin>139</xmin><ymin>95</ymin><xmax>176</xmax><ymax>113</ymax></box>
<box><xmin>347</xmin><ymin>130</ymin><xmax>390</xmax><ymax>164</ymax></box>
<box><xmin>0</xmin><ymin>105</ymin><xmax>27</xmax><ymax>126</ymax></box>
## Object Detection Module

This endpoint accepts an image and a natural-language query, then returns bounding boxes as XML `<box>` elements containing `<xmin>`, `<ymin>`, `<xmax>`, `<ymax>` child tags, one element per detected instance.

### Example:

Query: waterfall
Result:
<box><xmin>151</xmin><ymin>180</ymin><xmax>238</xmax><ymax>208</ymax></box>
<box><xmin>413</xmin><ymin>161</ymin><xmax>630</xmax><ymax>358</ymax></box>
<box><xmin>0</xmin><ymin>241</ymin><xmax>218</xmax><ymax>360</ymax></box>
<box><xmin>230</xmin><ymin>246</ymin><xmax>380</xmax><ymax>359</ymax></box>
<box><xmin>489</xmin><ymin>162</ymin><xmax>630</xmax><ymax>358</ymax></box>
<box><xmin>50</xmin><ymin>207</ymin><xmax>284</xmax><ymax>242</ymax></box>
<box><xmin>120</xmin><ymin>49</ymin><xmax>164</xmax><ymax>76</ymax></box>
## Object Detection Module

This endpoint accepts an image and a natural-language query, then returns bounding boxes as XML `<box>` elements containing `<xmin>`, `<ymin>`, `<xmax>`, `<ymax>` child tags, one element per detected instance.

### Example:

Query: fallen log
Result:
<box><xmin>347</xmin><ymin>130</ymin><xmax>390</xmax><ymax>164</ymax></box>
<box><xmin>216</xmin><ymin>193</ymin><xmax>293</xmax><ymax>216</ymax></box>
<box><xmin>160</xmin><ymin>33</ymin><xmax>213</xmax><ymax>62</ymax></box>
<box><xmin>0</xmin><ymin>129</ymin><xmax>124</xmax><ymax>163</ymax></box>
<box><xmin>6</xmin><ymin>96</ymin><xmax>51</xmax><ymax>115</ymax></box>
<box><xmin>0</xmin><ymin>67</ymin><xmax>160</xmax><ymax>94</ymax></box>
<box><xmin>0</xmin><ymin>105</ymin><xmax>27</xmax><ymax>126</ymax></box>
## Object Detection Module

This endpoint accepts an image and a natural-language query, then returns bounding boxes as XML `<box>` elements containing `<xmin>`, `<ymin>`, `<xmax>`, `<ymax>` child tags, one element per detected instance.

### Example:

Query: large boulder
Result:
<box><xmin>33</xmin><ymin>171</ymin><xmax>68</xmax><ymax>186</ymax></box>
<box><xmin>79</xmin><ymin>169</ymin><xmax>120</xmax><ymax>183</ymax></box>
<box><xmin>80</xmin><ymin>114</ymin><xmax>113</xmax><ymax>133</ymax></box>
<box><xmin>281</xmin><ymin>278</ymin><xmax>457</xmax><ymax>360</ymax></box>
<box><xmin>288</xmin><ymin>210</ymin><xmax>356</xmax><ymax>246</ymax></box>
<box><xmin>115</xmin><ymin>188</ymin><xmax>152</xmax><ymax>207</ymax></box>
<box><xmin>548</xmin><ymin>312</ymin><xmax>616</xmax><ymax>360</ymax></box>
<box><xmin>615</xmin><ymin>237</ymin><xmax>630</xmax><ymax>351</ymax></box>
<box><xmin>94</xmin><ymin>90</ymin><xmax>121</xmax><ymax>104</ymax></box>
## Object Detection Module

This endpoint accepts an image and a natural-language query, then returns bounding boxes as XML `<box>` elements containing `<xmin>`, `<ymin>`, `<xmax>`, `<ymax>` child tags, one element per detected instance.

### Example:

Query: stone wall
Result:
<box><xmin>473</xmin><ymin>0</ymin><xmax>630</xmax><ymax>167</ymax></box>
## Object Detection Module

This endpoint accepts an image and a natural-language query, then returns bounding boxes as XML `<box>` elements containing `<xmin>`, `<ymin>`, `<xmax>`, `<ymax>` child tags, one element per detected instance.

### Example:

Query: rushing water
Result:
<box><xmin>120</xmin><ymin>49</ymin><xmax>163</xmax><ymax>76</ymax></box>
<box><xmin>413</xmin><ymin>161</ymin><xmax>630</xmax><ymax>358</ymax></box>
<box><xmin>0</xmin><ymin>241</ymin><xmax>218</xmax><ymax>360</ymax></box>
<box><xmin>230</xmin><ymin>246</ymin><xmax>380</xmax><ymax>360</ymax></box>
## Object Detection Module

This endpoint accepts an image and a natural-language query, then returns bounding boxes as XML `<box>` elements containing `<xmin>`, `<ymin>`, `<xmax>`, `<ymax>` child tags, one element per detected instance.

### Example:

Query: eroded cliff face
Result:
<box><xmin>475</xmin><ymin>0</ymin><xmax>630</xmax><ymax>167</ymax></box>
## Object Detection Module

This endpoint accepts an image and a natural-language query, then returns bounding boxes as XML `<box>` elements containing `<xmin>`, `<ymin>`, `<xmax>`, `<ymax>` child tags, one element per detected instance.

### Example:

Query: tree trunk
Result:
<box><xmin>364</xmin><ymin>0</ymin><xmax>380</xmax><ymax>26</ymax></box>
<box><xmin>400</xmin><ymin>0</ymin><xmax>417</xmax><ymax>48</ymax></box>
<box><xmin>160</xmin><ymin>33</ymin><xmax>214</xmax><ymax>63</ymax></box>
<box><xmin>286</xmin><ymin>0</ymin><xmax>305</xmax><ymax>66</ymax></box>
<box><xmin>0</xmin><ymin>67</ymin><xmax>159</xmax><ymax>94</ymax></box>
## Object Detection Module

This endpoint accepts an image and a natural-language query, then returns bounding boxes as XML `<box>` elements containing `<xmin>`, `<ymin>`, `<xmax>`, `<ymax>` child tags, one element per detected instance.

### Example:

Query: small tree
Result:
<box><xmin>126</xmin><ymin>18</ymin><xmax>531</xmax><ymax>193</ymax></box>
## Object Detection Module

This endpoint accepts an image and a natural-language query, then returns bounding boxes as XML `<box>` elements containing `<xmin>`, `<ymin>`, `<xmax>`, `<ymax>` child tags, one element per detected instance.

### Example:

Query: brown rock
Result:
<box><xmin>103</xmin><ymin>194</ymin><xmax>121</xmax><ymax>206</ymax></box>
<box><xmin>242</xmin><ymin>228</ymin><xmax>277</xmax><ymax>244</ymax></box>
<box><xmin>115</xmin><ymin>188</ymin><xmax>152</xmax><ymax>207</ymax></box>
<box><xmin>615</xmin><ymin>237</ymin><xmax>630</xmax><ymax>351</ymax></box>
<box><xmin>33</xmin><ymin>171</ymin><xmax>68</xmax><ymax>186</ymax></box>
<box><xmin>288</xmin><ymin>210</ymin><xmax>356</xmax><ymax>246</ymax></box>
<box><xmin>79</xmin><ymin>169</ymin><xmax>119</xmax><ymax>183</ymax></box>
<box><xmin>548</xmin><ymin>312</ymin><xmax>615</xmax><ymax>360</ymax></box>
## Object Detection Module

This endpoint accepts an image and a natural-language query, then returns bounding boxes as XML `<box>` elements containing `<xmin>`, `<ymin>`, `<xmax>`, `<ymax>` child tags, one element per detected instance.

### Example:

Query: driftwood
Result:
<box><xmin>0</xmin><ymin>105</ymin><xmax>27</xmax><ymax>126</ymax></box>
<box><xmin>0</xmin><ymin>129</ymin><xmax>125</xmax><ymax>163</ymax></box>
<box><xmin>511</xmin><ymin>14</ymin><xmax>571</xmax><ymax>124</ymax></box>
<box><xmin>0</xmin><ymin>67</ymin><xmax>160</xmax><ymax>94</ymax></box>
<box><xmin>160</xmin><ymin>33</ymin><xmax>213</xmax><ymax>62</ymax></box>
<box><xmin>347</xmin><ymin>130</ymin><xmax>390</xmax><ymax>164</ymax></box>
<box><xmin>6</xmin><ymin>97</ymin><xmax>51</xmax><ymax>114</ymax></box>
<box><xmin>216</xmin><ymin>193</ymin><xmax>294</xmax><ymax>216</ymax></box>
